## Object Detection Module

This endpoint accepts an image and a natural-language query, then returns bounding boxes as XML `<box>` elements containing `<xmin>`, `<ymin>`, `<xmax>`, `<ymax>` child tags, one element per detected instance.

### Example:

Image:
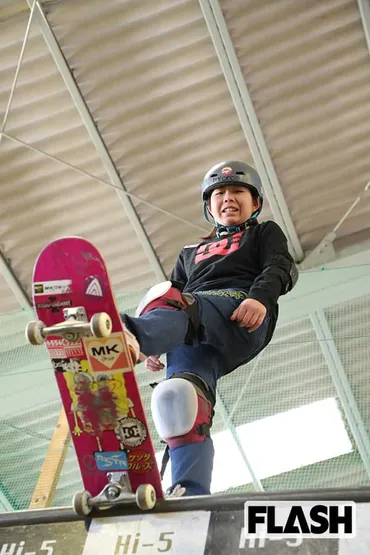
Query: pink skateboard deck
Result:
<box><xmin>28</xmin><ymin>236</ymin><xmax>163</xmax><ymax>510</ymax></box>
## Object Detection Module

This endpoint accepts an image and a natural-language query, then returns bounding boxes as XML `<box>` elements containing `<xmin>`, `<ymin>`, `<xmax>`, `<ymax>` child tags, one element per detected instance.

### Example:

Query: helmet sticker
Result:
<box><xmin>221</xmin><ymin>166</ymin><xmax>232</xmax><ymax>175</ymax></box>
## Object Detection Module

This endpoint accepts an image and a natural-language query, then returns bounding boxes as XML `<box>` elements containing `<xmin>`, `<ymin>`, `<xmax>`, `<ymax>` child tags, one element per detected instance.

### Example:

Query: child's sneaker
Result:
<box><xmin>165</xmin><ymin>484</ymin><xmax>186</xmax><ymax>498</ymax></box>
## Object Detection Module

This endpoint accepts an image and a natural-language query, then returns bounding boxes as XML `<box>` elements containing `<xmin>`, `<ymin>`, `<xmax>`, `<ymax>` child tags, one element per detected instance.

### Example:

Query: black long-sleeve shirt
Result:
<box><xmin>170</xmin><ymin>220</ymin><xmax>298</xmax><ymax>343</ymax></box>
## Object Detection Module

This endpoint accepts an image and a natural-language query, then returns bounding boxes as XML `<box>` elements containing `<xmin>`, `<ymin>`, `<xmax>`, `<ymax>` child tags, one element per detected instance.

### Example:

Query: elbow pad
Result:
<box><xmin>284</xmin><ymin>262</ymin><xmax>299</xmax><ymax>293</ymax></box>
<box><xmin>267</xmin><ymin>256</ymin><xmax>299</xmax><ymax>295</ymax></box>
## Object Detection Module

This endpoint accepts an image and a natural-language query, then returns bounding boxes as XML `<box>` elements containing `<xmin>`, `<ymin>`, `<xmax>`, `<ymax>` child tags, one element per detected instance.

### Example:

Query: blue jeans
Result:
<box><xmin>122</xmin><ymin>290</ymin><xmax>270</xmax><ymax>496</ymax></box>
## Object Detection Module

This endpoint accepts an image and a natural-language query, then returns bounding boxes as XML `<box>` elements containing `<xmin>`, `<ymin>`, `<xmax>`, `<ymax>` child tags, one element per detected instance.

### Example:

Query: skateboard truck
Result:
<box><xmin>72</xmin><ymin>472</ymin><xmax>157</xmax><ymax>516</ymax></box>
<box><xmin>25</xmin><ymin>308</ymin><xmax>112</xmax><ymax>345</ymax></box>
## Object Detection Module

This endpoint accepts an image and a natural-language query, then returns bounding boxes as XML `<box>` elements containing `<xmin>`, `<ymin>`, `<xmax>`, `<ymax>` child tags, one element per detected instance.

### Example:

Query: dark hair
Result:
<box><xmin>201</xmin><ymin>228</ymin><xmax>217</xmax><ymax>240</ymax></box>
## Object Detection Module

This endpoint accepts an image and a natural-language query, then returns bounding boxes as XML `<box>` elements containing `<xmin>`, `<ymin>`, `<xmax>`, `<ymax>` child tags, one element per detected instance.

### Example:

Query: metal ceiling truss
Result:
<box><xmin>3</xmin><ymin>132</ymin><xmax>209</xmax><ymax>235</ymax></box>
<box><xmin>199</xmin><ymin>0</ymin><xmax>304</xmax><ymax>263</ymax></box>
<box><xmin>25</xmin><ymin>0</ymin><xmax>166</xmax><ymax>282</ymax></box>
<box><xmin>300</xmin><ymin>181</ymin><xmax>370</xmax><ymax>270</ymax></box>
<box><xmin>0</xmin><ymin>0</ymin><xmax>166</xmax><ymax>310</ymax></box>
<box><xmin>358</xmin><ymin>0</ymin><xmax>370</xmax><ymax>55</ymax></box>
<box><xmin>0</xmin><ymin>1</ymin><xmax>36</xmax><ymax>137</ymax></box>
<box><xmin>0</xmin><ymin>3</ymin><xmax>34</xmax><ymax>309</ymax></box>
<box><xmin>300</xmin><ymin>0</ymin><xmax>370</xmax><ymax>269</ymax></box>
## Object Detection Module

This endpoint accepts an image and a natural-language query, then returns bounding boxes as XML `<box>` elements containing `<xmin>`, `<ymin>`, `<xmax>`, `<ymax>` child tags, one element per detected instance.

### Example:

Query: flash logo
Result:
<box><xmin>244</xmin><ymin>501</ymin><xmax>356</xmax><ymax>540</ymax></box>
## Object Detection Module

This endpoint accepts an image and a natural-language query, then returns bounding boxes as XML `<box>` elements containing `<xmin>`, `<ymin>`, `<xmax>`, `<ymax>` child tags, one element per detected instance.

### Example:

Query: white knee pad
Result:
<box><xmin>151</xmin><ymin>376</ymin><xmax>213</xmax><ymax>449</ymax></box>
<box><xmin>151</xmin><ymin>378</ymin><xmax>198</xmax><ymax>440</ymax></box>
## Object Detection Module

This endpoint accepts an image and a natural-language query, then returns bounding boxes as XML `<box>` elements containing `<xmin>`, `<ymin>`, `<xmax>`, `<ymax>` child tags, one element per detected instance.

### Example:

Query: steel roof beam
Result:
<box><xmin>26</xmin><ymin>1</ymin><xmax>166</xmax><ymax>282</ymax></box>
<box><xmin>358</xmin><ymin>0</ymin><xmax>370</xmax><ymax>55</ymax></box>
<box><xmin>199</xmin><ymin>0</ymin><xmax>304</xmax><ymax>262</ymax></box>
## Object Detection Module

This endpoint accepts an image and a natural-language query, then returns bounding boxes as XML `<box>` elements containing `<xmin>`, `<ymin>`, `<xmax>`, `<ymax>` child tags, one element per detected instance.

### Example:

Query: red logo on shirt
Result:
<box><xmin>195</xmin><ymin>232</ymin><xmax>243</xmax><ymax>264</ymax></box>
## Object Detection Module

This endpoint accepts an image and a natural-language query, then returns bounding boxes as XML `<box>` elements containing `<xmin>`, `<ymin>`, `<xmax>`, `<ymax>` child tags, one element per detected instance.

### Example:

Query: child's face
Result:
<box><xmin>208</xmin><ymin>185</ymin><xmax>259</xmax><ymax>227</ymax></box>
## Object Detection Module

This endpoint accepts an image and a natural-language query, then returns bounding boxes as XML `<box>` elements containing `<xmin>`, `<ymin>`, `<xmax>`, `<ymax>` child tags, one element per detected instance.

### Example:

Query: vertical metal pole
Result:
<box><xmin>216</xmin><ymin>392</ymin><xmax>264</xmax><ymax>491</ymax></box>
<box><xmin>310</xmin><ymin>310</ymin><xmax>370</xmax><ymax>479</ymax></box>
<box><xmin>0</xmin><ymin>487</ymin><xmax>14</xmax><ymax>511</ymax></box>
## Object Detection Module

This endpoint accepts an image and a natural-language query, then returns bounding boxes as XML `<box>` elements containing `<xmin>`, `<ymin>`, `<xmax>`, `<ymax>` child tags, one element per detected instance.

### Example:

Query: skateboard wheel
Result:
<box><xmin>90</xmin><ymin>312</ymin><xmax>112</xmax><ymax>338</ymax></box>
<box><xmin>136</xmin><ymin>484</ymin><xmax>156</xmax><ymax>511</ymax></box>
<box><xmin>25</xmin><ymin>320</ymin><xmax>46</xmax><ymax>345</ymax></box>
<box><xmin>73</xmin><ymin>490</ymin><xmax>92</xmax><ymax>516</ymax></box>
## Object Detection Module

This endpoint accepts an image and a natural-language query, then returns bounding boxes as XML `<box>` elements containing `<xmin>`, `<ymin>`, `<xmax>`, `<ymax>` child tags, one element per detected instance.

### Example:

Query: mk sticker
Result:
<box><xmin>84</xmin><ymin>333</ymin><xmax>131</xmax><ymax>372</ymax></box>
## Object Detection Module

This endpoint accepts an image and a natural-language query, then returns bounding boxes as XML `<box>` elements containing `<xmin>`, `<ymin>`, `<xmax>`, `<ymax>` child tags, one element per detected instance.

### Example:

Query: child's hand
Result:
<box><xmin>145</xmin><ymin>355</ymin><xmax>165</xmax><ymax>372</ymax></box>
<box><xmin>230</xmin><ymin>298</ymin><xmax>267</xmax><ymax>331</ymax></box>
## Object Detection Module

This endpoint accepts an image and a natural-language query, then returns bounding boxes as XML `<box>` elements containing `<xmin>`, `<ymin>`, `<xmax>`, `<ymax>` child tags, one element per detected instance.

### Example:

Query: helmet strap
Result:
<box><xmin>216</xmin><ymin>223</ymin><xmax>247</xmax><ymax>237</ymax></box>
